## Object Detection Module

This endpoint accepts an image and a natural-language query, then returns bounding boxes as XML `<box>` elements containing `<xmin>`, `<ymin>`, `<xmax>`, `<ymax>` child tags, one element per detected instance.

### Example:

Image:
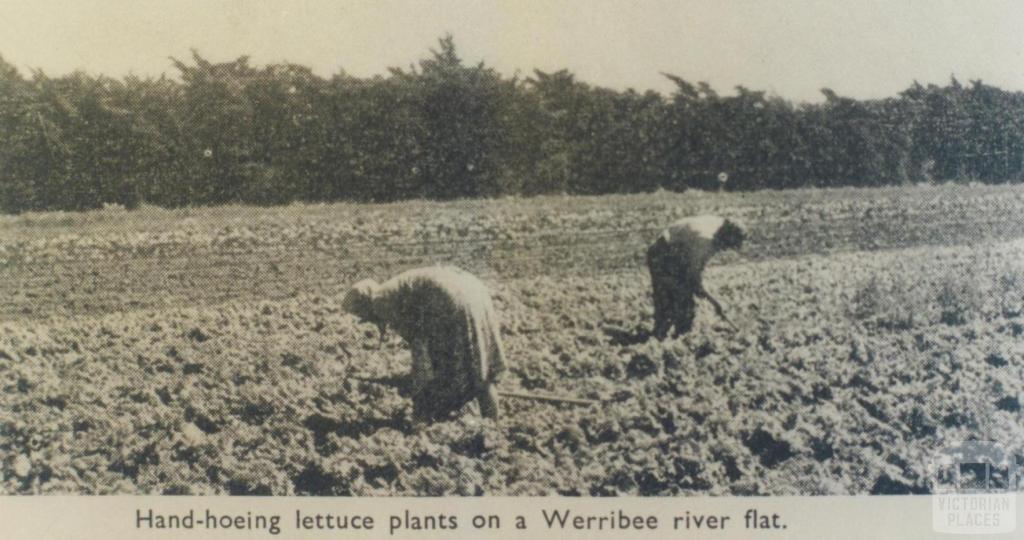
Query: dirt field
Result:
<box><xmin>2</xmin><ymin>184</ymin><xmax>1023</xmax><ymax>494</ymax></box>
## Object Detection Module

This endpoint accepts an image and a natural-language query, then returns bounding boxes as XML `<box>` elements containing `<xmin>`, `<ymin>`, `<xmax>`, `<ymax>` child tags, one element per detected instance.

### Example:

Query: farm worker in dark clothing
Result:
<box><xmin>342</xmin><ymin>266</ymin><xmax>506</xmax><ymax>421</ymax></box>
<box><xmin>646</xmin><ymin>215</ymin><xmax>745</xmax><ymax>339</ymax></box>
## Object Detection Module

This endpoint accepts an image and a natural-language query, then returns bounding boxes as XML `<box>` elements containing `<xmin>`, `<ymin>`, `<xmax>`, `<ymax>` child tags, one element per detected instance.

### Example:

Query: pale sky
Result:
<box><xmin>0</xmin><ymin>0</ymin><xmax>1022</xmax><ymax>103</ymax></box>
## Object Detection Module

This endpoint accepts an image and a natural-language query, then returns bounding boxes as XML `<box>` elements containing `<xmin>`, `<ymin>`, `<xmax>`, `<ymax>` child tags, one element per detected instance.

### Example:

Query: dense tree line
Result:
<box><xmin>2</xmin><ymin>36</ymin><xmax>1023</xmax><ymax>213</ymax></box>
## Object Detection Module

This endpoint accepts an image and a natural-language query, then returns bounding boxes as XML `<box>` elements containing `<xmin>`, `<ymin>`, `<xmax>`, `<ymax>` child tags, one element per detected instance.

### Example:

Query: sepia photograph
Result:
<box><xmin>0</xmin><ymin>1</ymin><xmax>1022</xmax><ymax>529</ymax></box>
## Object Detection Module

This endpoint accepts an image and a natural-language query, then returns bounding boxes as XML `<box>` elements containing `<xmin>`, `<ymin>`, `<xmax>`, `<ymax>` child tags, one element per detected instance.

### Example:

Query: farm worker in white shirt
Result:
<box><xmin>646</xmin><ymin>215</ymin><xmax>745</xmax><ymax>339</ymax></box>
<box><xmin>342</xmin><ymin>266</ymin><xmax>506</xmax><ymax>421</ymax></box>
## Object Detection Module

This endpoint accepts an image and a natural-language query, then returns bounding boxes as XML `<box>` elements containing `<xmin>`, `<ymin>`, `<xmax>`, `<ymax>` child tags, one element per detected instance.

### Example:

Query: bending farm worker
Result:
<box><xmin>342</xmin><ymin>266</ymin><xmax>506</xmax><ymax>421</ymax></box>
<box><xmin>646</xmin><ymin>215</ymin><xmax>745</xmax><ymax>339</ymax></box>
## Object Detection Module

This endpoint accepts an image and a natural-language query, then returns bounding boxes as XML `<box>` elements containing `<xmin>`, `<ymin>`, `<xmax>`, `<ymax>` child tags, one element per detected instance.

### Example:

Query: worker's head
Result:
<box><xmin>342</xmin><ymin>279</ymin><xmax>380</xmax><ymax>323</ymax></box>
<box><xmin>713</xmin><ymin>219</ymin><xmax>745</xmax><ymax>251</ymax></box>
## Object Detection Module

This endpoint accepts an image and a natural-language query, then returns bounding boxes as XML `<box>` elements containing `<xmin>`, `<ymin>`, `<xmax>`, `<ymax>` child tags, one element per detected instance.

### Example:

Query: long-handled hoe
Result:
<box><xmin>493</xmin><ymin>389</ymin><xmax>596</xmax><ymax>407</ymax></box>
<box><xmin>343</xmin><ymin>333</ymin><xmax>597</xmax><ymax>407</ymax></box>
<box><xmin>700</xmin><ymin>287</ymin><xmax>741</xmax><ymax>332</ymax></box>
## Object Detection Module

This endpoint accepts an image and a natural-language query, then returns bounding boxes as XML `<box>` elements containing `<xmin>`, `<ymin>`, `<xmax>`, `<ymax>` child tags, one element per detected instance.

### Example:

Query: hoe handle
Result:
<box><xmin>497</xmin><ymin>390</ymin><xmax>597</xmax><ymax>406</ymax></box>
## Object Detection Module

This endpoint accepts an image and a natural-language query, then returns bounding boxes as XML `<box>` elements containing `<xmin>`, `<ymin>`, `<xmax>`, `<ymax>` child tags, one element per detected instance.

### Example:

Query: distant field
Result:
<box><xmin>1</xmin><ymin>184</ymin><xmax>1023</xmax><ymax>494</ymax></box>
<box><xmin>2</xmin><ymin>184</ymin><xmax>1023</xmax><ymax>321</ymax></box>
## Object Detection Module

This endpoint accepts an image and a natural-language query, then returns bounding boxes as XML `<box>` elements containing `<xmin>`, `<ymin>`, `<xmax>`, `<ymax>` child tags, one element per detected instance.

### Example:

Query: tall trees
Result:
<box><xmin>410</xmin><ymin>35</ymin><xmax>509</xmax><ymax>199</ymax></box>
<box><xmin>0</xmin><ymin>55</ymin><xmax>43</xmax><ymax>212</ymax></box>
<box><xmin>3</xmin><ymin>38</ymin><xmax>1024</xmax><ymax>212</ymax></box>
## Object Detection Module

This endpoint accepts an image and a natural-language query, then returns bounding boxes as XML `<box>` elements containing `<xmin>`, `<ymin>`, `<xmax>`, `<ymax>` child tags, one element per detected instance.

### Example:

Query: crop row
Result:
<box><xmin>2</xmin><ymin>238</ymin><xmax>1021</xmax><ymax>494</ymax></box>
